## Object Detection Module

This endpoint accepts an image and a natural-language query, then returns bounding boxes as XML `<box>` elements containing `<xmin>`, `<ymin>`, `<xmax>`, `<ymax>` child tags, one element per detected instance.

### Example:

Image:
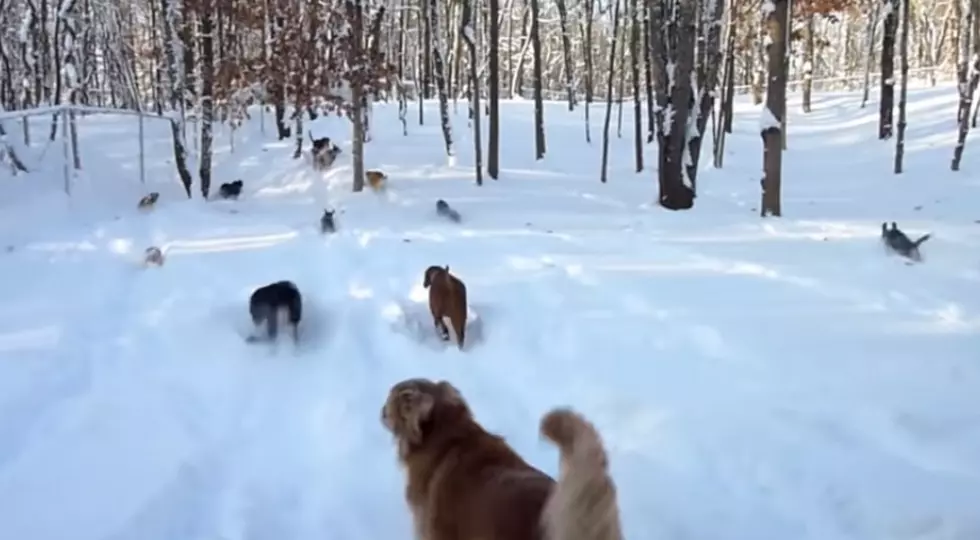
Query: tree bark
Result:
<box><xmin>529</xmin><ymin>0</ymin><xmax>546</xmax><ymax>159</ymax></box>
<box><xmin>488</xmin><ymin>0</ymin><xmax>501</xmax><ymax>179</ymax></box>
<box><xmin>761</xmin><ymin>0</ymin><xmax>788</xmax><ymax>217</ymax></box>
<box><xmin>879</xmin><ymin>0</ymin><xmax>898</xmax><ymax>139</ymax></box>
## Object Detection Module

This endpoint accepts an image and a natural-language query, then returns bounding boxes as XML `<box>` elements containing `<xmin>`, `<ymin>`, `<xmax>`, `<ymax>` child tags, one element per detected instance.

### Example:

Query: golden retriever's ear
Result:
<box><xmin>399</xmin><ymin>387</ymin><xmax>435</xmax><ymax>444</ymax></box>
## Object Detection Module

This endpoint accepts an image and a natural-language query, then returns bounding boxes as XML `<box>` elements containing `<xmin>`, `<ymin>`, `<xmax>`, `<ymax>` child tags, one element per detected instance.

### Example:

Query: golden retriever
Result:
<box><xmin>381</xmin><ymin>378</ymin><xmax>623</xmax><ymax>540</ymax></box>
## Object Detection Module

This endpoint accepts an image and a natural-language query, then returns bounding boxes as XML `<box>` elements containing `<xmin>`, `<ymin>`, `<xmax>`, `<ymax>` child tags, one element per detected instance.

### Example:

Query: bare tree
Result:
<box><xmin>952</xmin><ymin>0</ymin><xmax>980</xmax><ymax>170</ymax></box>
<box><xmin>197</xmin><ymin>0</ymin><xmax>215</xmax><ymax>198</ymax></box>
<box><xmin>628</xmin><ymin>0</ymin><xmax>642</xmax><ymax>172</ymax></box>
<box><xmin>160</xmin><ymin>0</ymin><xmax>194</xmax><ymax>197</ymax></box>
<box><xmin>879</xmin><ymin>0</ymin><xmax>897</xmax><ymax>139</ymax></box>
<box><xmin>428</xmin><ymin>0</ymin><xmax>454</xmax><ymax>163</ymax></box>
<box><xmin>599</xmin><ymin>0</ymin><xmax>621</xmax><ymax>183</ymax></box>
<box><xmin>529</xmin><ymin>0</ymin><xmax>546</xmax><ymax>158</ymax></box>
<box><xmin>894</xmin><ymin>0</ymin><xmax>911</xmax><ymax>172</ymax></box>
<box><xmin>554</xmin><ymin>0</ymin><xmax>575</xmax><ymax>110</ymax></box>
<box><xmin>488</xmin><ymin>0</ymin><xmax>501</xmax><ymax>179</ymax></box>
<box><xmin>461</xmin><ymin>0</ymin><xmax>483</xmax><ymax>185</ymax></box>
<box><xmin>761</xmin><ymin>0</ymin><xmax>788</xmax><ymax>217</ymax></box>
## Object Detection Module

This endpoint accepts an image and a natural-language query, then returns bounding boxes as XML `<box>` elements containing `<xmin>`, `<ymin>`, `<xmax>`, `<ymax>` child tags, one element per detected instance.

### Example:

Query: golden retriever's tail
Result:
<box><xmin>540</xmin><ymin>408</ymin><xmax>623</xmax><ymax>540</ymax></box>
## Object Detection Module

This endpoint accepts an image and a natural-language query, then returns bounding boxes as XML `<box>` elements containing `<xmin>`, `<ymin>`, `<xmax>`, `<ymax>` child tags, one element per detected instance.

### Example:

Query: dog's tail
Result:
<box><xmin>540</xmin><ymin>408</ymin><xmax>623</xmax><ymax>540</ymax></box>
<box><xmin>913</xmin><ymin>233</ymin><xmax>931</xmax><ymax>247</ymax></box>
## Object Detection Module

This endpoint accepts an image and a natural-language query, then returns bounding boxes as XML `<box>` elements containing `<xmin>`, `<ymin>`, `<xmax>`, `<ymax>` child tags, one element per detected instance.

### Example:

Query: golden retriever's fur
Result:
<box><xmin>540</xmin><ymin>408</ymin><xmax>623</xmax><ymax>540</ymax></box>
<box><xmin>422</xmin><ymin>266</ymin><xmax>467</xmax><ymax>349</ymax></box>
<box><xmin>381</xmin><ymin>378</ymin><xmax>623</xmax><ymax>540</ymax></box>
<box><xmin>366</xmin><ymin>169</ymin><xmax>388</xmax><ymax>192</ymax></box>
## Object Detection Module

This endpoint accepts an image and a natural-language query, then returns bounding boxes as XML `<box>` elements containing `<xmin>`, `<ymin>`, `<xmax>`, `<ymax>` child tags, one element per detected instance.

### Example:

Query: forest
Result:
<box><xmin>1</xmin><ymin>0</ymin><xmax>978</xmax><ymax>216</ymax></box>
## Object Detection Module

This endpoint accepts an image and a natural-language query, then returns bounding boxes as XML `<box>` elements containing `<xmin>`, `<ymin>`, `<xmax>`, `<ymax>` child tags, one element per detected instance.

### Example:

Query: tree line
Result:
<box><xmin>1</xmin><ymin>0</ymin><xmax>978</xmax><ymax>214</ymax></box>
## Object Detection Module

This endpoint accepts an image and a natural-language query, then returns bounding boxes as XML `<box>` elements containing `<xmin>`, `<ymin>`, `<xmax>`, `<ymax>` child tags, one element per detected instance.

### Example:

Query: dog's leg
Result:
<box><xmin>434</xmin><ymin>316</ymin><xmax>450</xmax><ymax>341</ymax></box>
<box><xmin>454</xmin><ymin>318</ymin><xmax>465</xmax><ymax>350</ymax></box>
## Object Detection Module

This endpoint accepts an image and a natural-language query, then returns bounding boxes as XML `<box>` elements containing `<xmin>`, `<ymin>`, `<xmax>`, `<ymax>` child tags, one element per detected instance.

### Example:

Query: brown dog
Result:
<box><xmin>381</xmin><ymin>378</ymin><xmax>623</xmax><ymax>540</ymax></box>
<box><xmin>423</xmin><ymin>265</ymin><xmax>467</xmax><ymax>349</ymax></box>
<box><xmin>366</xmin><ymin>169</ymin><xmax>387</xmax><ymax>192</ymax></box>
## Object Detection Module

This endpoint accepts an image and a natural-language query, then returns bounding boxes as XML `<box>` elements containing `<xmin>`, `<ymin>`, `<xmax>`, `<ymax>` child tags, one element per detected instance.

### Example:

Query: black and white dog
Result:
<box><xmin>881</xmin><ymin>221</ymin><xmax>931</xmax><ymax>262</ymax></box>
<box><xmin>310</xmin><ymin>134</ymin><xmax>342</xmax><ymax>171</ymax></box>
<box><xmin>247</xmin><ymin>280</ymin><xmax>303</xmax><ymax>344</ymax></box>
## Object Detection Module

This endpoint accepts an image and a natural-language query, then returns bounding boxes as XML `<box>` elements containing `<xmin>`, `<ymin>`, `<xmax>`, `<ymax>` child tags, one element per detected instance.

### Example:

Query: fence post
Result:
<box><xmin>138</xmin><ymin>112</ymin><xmax>146</xmax><ymax>184</ymax></box>
<box><xmin>62</xmin><ymin>105</ymin><xmax>70</xmax><ymax>195</ymax></box>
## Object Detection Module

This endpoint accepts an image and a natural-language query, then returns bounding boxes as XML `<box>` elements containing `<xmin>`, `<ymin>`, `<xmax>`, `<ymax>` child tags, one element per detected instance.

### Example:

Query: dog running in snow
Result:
<box><xmin>311</xmin><ymin>135</ymin><xmax>342</xmax><ymax>171</ymax></box>
<box><xmin>881</xmin><ymin>221</ymin><xmax>931</xmax><ymax>262</ymax></box>
<box><xmin>366</xmin><ymin>169</ymin><xmax>388</xmax><ymax>192</ymax></box>
<box><xmin>247</xmin><ymin>280</ymin><xmax>303</xmax><ymax>344</ymax></box>
<box><xmin>217</xmin><ymin>180</ymin><xmax>244</xmax><ymax>200</ymax></box>
<box><xmin>320</xmin><ymin>208</ymin><xmax>336</xmax><ymax>234</ymax></box>
<box><xmin>138</xmin><ymin>192</ymin><xmax>160</xmax><ymax>211</ymax></box>
<box><xmin>436</xmin><ymin>199</ymin><xmax>461</xmax><ymax>223</ymax></box>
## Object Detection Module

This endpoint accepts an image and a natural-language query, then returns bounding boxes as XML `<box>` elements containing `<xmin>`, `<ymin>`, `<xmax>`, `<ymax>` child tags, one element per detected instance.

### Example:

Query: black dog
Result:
<box><xmin>436</xmin><ymin>199</ymin><xmax>461</xmax><ymax>223</ymax></box>
<box><xmin>320</xmin><ymin>208</ymin><xmax>336</xmax><ymax>234</ymax></box>
<box><xmin>247</xmin><ymin>280</ymin><xmax>302</xmax><ymax>344</ymax></box>
<box><xmin>881</xmin><ymin>221</ymin><xmax>931</xmax><ymax>262</ymax></box>
<box><xmin>218</xmin><ymin>179</ymin><xmax>244</xmax><ymax>200</ymax></box>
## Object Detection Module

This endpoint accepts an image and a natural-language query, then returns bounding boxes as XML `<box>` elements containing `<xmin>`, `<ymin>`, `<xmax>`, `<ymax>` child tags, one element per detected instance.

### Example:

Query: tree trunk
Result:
<box><xmin>952</xmin><ymin>0</ymin><xmax>980</xmax><ymax>170</ymax></box>
<box><xmin>761</xmin><ymin>0</ymin><xmax>788</xmax><ymax>217</ymax></box>
<box><xmin>351</xmin><ymin>0</ymin><xmax>366</xmax><ymax>192</ymax></box>
<box><xmin>582</xmin><ymin>0</ymin><xmax>595</xmax><ymax>143</ymax></box>
<box><xmin>642</xmin><ymin>0</ymin><xmax>656</xmax><ymax>143</ymax></box>
<box><xmin>198</xmin><ymin>0</ymin><xmax>215</xmax><ymax>198</ymax></box>
<box><xmin>160</xmin><ymin>0</ymin><xmax>193</xmax><ymax>197</ymax></box>
<box><xmin>894</xmin><ymin>0</ymin><xmax>911</xmax><ymax>173</ymax></box>
<box><xmin>629</xmin><ymin>0</ymin><xmax>642</xmax><ymax>171</ymax></box>
<box><xmin>554</xmin><ymin>0</ymin><xmax>576</xmax><ymax>110</ymax></box>
<box><xmin>422</xmin><ymin>0</ymin><xmax>433</xmax><ymax>99</ymax></box>
<box><xmin>429</xmin><ymin>0</ymin><xmax>455</xmax><ymax>162</ymax></box>
<box><xmin>861</xmin><ymin>1</ymin><xmax>881</xmax><ymax>108</ymax></box>
<box><xmin>488</xmin><ymin>0</ymin><xmax>501</xmax><ymax>179</ymax></box>
<box><xmin>802</xmin><ymin>12</ymin><xmax>815</xmax><ymax>113</ymax></box>
<box><xmin>529</xmin><ymin>0</ymin><xmax>546</xmax><ymax>159</ymax></box>
<box><xmin>879</xmin><ymin>0</ymin><xmax>898</xmax><ymax>139</ymax></box>
<box><xmin>599</xmin><ymin>0</ymin><xmax>621</xmax><ymax>183</ymax></box>
<box><xmin>461</xmin><ymin>0</ymin><xmax>483</xmax><ymax>185</ymax></box>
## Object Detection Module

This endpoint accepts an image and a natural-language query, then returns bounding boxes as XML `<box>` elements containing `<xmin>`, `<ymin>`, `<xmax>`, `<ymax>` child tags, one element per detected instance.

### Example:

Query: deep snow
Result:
<box><xmin>0</xmin><ymin>86</ymin><xmax>979</xmax><ymax>540</ymax></box>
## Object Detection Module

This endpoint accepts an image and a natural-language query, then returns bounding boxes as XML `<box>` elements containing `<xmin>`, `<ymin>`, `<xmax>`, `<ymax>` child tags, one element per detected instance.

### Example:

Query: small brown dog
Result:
<box><xmin>366</xmin><ymin>169</ymin><xmax>387</xmax><ymax>192</ymax></box>
<box><xmin>137</xmin><ymin>192</ymin><xmax>159</xmax><ymax>211</ymax></box>
<box><xmin>381</xmin><ymin>378</ymin><xmax>623</xmax><ymax>540</ymax></box>
<box><xmin>423</xmin><ymin>265</ymin><xmax>467</xmax><ymax>349</ymax></box>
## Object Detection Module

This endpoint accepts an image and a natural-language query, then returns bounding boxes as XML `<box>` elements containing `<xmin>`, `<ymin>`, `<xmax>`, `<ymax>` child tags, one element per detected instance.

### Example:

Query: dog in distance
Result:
<box><xmin>881</xmin><ymin>221</ymin><xmax>931</xmax><ymax>262</ymax></box>
<box><xmin>320</xmin><ymin>208</ymin><xmax>336</xmax><ymax>234</ymax></box>
<box><xmin>138</xmin><ymin>192</ymin><xmax>160</xmax><ymax>211</ymax></box>
<box><xmin>423</xmin><ymin>265</ymin><xmax>467</xmax><ymax>349</ymax></box>
<box><xmin>247</xmin><ymin>280</ymin><xmax>303</xmax><ymax>344</ymax></box>
<box><xmin>143</xmin><ymin>246</ymin><xmax>165</xmax><ymax>267</ymax></box>
<box><xmin>380</xmin><ymin>377</ymin><xmax>624</xmax><ymax>540</ymax></box>
<box><xmin>366</xmin><ymin>169</ymin><xmax>388</xmax><ymax>192</ymax></box>
<box><xmin>310</xmin><ymin>135</ymin><xmax>342</xmax><ymax>171</ymax></box>
<box><xmin>436</xmin><ymin>199</ymin><xmax>461</xmax><ymax>223</ymax></box>
<box><xmin>217</xmin><ymin>179</ymin><xmax>244</xmax><ymax>200</ymax></box>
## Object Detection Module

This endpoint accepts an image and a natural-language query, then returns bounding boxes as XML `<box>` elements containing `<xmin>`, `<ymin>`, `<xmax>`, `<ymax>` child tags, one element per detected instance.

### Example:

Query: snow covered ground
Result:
<box><xmin>0</xmin><ymin>86</ymin><xmax>978</xmax><ymax>540</ymax></box>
